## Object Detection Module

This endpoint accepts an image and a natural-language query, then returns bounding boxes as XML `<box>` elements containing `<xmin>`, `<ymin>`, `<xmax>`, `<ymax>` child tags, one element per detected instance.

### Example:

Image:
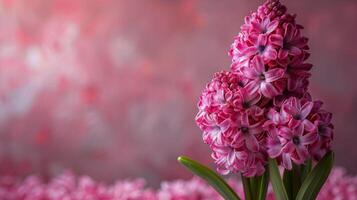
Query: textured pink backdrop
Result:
<box><xmin>0</xmin><ymin>0</ymin><xmax>356</xmax><ymax>185</ymax></box>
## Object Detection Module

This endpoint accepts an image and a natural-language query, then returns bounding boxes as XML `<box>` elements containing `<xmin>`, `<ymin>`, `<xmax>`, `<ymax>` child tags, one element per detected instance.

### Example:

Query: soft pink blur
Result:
<box><xmin>0</xmin><ymin>0</ymin><xmax>356</xmax><ymax>185</ymax></box>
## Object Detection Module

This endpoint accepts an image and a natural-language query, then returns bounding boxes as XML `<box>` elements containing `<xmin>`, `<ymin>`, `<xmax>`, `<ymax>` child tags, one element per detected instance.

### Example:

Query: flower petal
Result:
<box><xmin>284</xmin><ymin>23</ymin><xmax>294</xmax><ymax>42</ymax></box>
<box><xmin>303</xmin><ymin>120</ymin><xmax>315</xmax><ymax>132</ymax></box>
<box><xmin>242</xmin><ymin>46</ymin><xmax>258</xmax><ymax>57</ymax></box>
<box><xmin>301</xmin><ymin>132</ymin><xmax>317</xmax><ymax>145</ymax></box>
<box><xmin>278</xmin><ymin>49</ymin><xmax>289</xmax><ymax>60</ymax></box>
<box><xmin>300</xmin><ymin>101</ymin><xmax>313</xmax><ymax>119</ymax></box>
<box><xmin>252</xmin><ymin>56</ymin><xmax>265</xmax><ymax>73</ymax></box>
<box><xmin>262</xmin><ymin>46</ymin><xmax>277</xmax><ymax>60</ymax></box>
<box><xmin>289</xmin><ymin>46</ymin><xmax>302</xmax><ymax>55</ymax></box>
<box><xmin>241</xmin><ymin>66</ymin><xmax>259</xmax><ymax>79</ymax></box>
<box><xmin>246</xmin><ymin>135</ymin><xmax>259</xmax><ymax>152</ymax></box>
<box><xmin>269</xmin><ymin>34</ymin><xmax>283</xmax><ymax>46</ymax></box>
<box><xmin>265</xmin><ymin>68</ymin><xmax>285</xmax><ymax>82</ymax></box>
<box><xmin>282</xmin><ymin>153</ymin><xmax>293</xmax><ymax>170</ymax></box>
<box><xmin>282</xmin><ymin>142</ymin><xmax>295</xmax><ymax>153</ymax></box>
<box><xmin>296</xmin><ymin>145</ymin><xmax>309</xmax><ymax>162</ymax></box>
<box><xmin>241</xmin><ymin>113</ymin><xmax>250</xmax><ymax>127</ymax></box>
<box><xmin>257</xmin><ymin>34</ymin><xmax>268</xmax><ymax>46</ymax></box>
<box><xmin>267</xmin><ymin>137</ymin><xmax>282</xmax><ymax>158</ymax></box>
<box><xmin>266</xmin><ymin>20</ymin><xmax>279</xmax><ymax>34</ymax></box>
<box><xmin>260</xmin><ymin>82</ymin><xmax>279</xmax><ymax>98</ymax></box>
<box><xmin>244</xmin><ymin>80</ymin><xmax>260</xmax><ymax>95</ymax></box>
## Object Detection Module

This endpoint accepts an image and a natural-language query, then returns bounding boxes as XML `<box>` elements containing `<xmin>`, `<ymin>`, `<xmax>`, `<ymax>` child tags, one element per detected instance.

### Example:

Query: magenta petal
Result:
<box><xmin>252</xmin><ymin>56</ymin><xmax>265</xmax><ymax>73</ymax></box>
<box><xmin>241</xmin><ymin>113</ymin><xmax>250</xmax><ymax>127</ymax></box>
<box><xmin>267</xmin><ymin>137</ymin><xmax>282</xmax><ymax>158</ymax></box>
<box><xmin>249</xmin><ymin>123</ymin><xmax>263</xmax><ymax>134</ymax></box>
<box><xmin>247</xmin><ymin>90</ymin><xmax>261</xmax><ymax>105</ymax></box>
<box><xmin>242</xmin><ymin>46</ymin><xmax>258</xmax><ymax>56</ymax></box>
<box><xmin>323</xmin><ymin>127</ymin><xmax>333</xmax><ymax>138</ymax></box>
<box><xmin>296</xmin><ymin>146</ymin><xmax>309</xmax><ymax>162</ymax></box>
<box><xmin>260</xmin><ymin>82</ymin><xmax>279</xmax><ymax>98</ymax></box>
<box><xmin>282</xmin><ymin>153</ymin><xmax>293</xmax><ymax>170</ymax></box>
<box><xmin>300</xmin><ymin>102</ymin><xmax>313</xmax><ymax>119</ymax></box>
<box><xmin>227</xmin><ymin>151</ymin><xmax>236</xmax><ymax>166</ymax></box>
<box><xmin>279</xmin><ymin>127</ymin><xmax>292</xmax><ymax>139</ymax></box>
<box><xmin>284</xmin><ymin>23</ymin><xmax>294</xmax><ymax>42</ymax></box>
<box><xmin>263</xmin><ymin>46</ymin><xmax>277</xmax><ymax>60</ymax></box>
<box><xmin>269</xmin><ymin>34</ymin><xmax>283</xmax><ymax>46</ymax></box>
<box><xmin>244</xmin><ymin>80</ymin><xmax>260</xmax><ymax>95</ymax></box>
<box><xmin>278</xmin><ymin>49</ymin><xmax>289</xmax><ymax>60</ymax></box>
<box><xmin>257</xmin><ymin>34</ymin><xmax>268</xmax><ymax>46</ymax></box>
<box><xmin>251</xmin><ymin>21</ymin><xmax>261</xmax><ymax>31</ymax></box>
<box><xmin>303</xmin><ymin>120</ymin><xmax>315</xmax><ymax>132</ymax></box>
<box><xmin>241</xmin><ymin>67</ymin><xmax>259</xmax><ymax>79</ymax></box>
<box><xmin>289</xmin><ymin>46</ymin><xmax>302</xmax><ymax>55</ymax></box>
<box><xmin>282</xmin><ymin>142</ymin><xmax>295</xmax><ymax>153</ymax></box>
<box><xmin>301</xmin><ymin>132</ymin><xmax>317</xmax><ymax>145</ymax></box>
<box><xmin>287</xmin><ymin>77</ymin><xmax>298</xmax><ymax>91</ymax></box>
<box><xmin>283</xmin><ymin>104</ymin><xmax>298</xmax><ymax>116</ymax></box>
<box><xmin>266</xmin><ymin>20</ymin><xmax>279</xmax><ymax>34</ymax></box>
<box><xmin>246</xmin><ymin>135</ymin><xmax>259</xmax><ymax>152</ymax></box>
<box><xmin>232</xmin><ymin>133</ymin><xmax>245</xmax><ymax>148</ymax></box>
<box><xmin>265</xmin><ymin>68</ymin><xmax>285</xmax><ymax>82</ymax></box>
<box><xmin>267</xmin><ymin>109</ymin><xmax>279</xmax><ymax>121</ymax></box>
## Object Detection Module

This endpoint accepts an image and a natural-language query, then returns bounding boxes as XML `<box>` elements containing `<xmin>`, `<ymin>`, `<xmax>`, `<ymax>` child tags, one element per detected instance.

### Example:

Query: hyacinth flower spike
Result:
<box><xmin>178</xmin><ymin>0</ymin><xmax>334</xmax><ymax>200</ymax></box>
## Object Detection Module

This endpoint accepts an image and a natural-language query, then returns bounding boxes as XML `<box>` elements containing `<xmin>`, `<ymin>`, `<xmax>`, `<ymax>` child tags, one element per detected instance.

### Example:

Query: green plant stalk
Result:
<box><xmin>269</xmin><ymin>158</ymin><xmax>289</xmax><ymax>200</ymax></box>
<box><xmin>248</xmin><ymin>170</ymin><xmax>269</xmax><ymax>200</ymax></box>
<box><xmin>250</xmin><ymin>176</ymin><xmax>259</xmax><ymax>199</ymax></box>
<box><xmin>283</xmin><ymin>164</ymin><xmax>301</xmax><ymax>199</ymax></box>
<box><xmin>241</xmin><ymin>175</ymin><xmax>253</xmax><ymax>200</ymax></box>
<box><xmin>256</xmin><ymin>170</ymin><xmax>270</xmax><ymax>200</ymax></box>
<box><xmin>300</xmin><ymin>159</ymin><xmax>312</xmax><ymax>182</ymax></box>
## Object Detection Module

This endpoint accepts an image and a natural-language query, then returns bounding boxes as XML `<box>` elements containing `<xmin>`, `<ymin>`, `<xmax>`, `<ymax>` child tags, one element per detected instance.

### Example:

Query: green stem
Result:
<box><xmin>241</xmin><ymin>174</ymin><xmax>253</xmax><ymax>200</ymax></box>
<box><xmin>283</xmin><ymin>164</ymin><xmax>301</xmax><ymax>199</ymax></box>
<box><xmin>301</xmin><ymin>159</ymin><xmax>312</xmax><ymax>182</ymax></box>
<box><xmin>257</xmin><ymin>170</ymin><xmax>269</xmax><ymax>200</ymax></box>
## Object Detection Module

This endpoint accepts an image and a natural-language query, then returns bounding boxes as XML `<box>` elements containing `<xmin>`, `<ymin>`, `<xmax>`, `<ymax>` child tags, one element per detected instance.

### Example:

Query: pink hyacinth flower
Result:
<box><xmin>231</xmin><ymin>113</ymin><xmax>262</xmax><ymax>152</ymax></box>
<box><xmin>280</xmin><ymin>125</ymin><xmax>317</xmax><ymax>169</ymax></box>
<box><xmin>310</xmin><ymin>110</ymin><xmax>334</xmax><ymax>160</ymax></box>
<box><xmin>198</xmin><ymin>112</ymin><xmax>237</xmax><ymax>145</ymax></box>
<box><xmin>211</xmin><ymin>144</ymin><xmax>248</xmax><ymax>175</ymax></box>
<box><xmin>243</xmin><ymin>34</ymin><xmax>278</xmax><ymax>61</ymax></box>
<box><xmin>282</xmin><ymin>97</ymin><xmax>315</xmax><ymax>131</ymax></box>
<box><xmin>250</xmin><ymin>17</ymin><xmax>279</xmax><ymax>35</ymax></box>
<box><xmin>285</xmin><ymin>56</ymin><xmax>312</xmax><ymax>91</ymax></box>
<box><xmin>243</xmin><ymin>57</ymin><xmax>285</xmax><ymax>98</ymax></box>
<box><xmin>274</xmin><ymin>23</ymin><xmax>307</xmax><ymax>60</ymax></box>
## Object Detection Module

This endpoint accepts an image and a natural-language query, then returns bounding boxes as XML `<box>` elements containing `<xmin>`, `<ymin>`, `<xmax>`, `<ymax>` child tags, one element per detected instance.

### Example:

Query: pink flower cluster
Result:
<box><xmin>195</xmin><ymin>0</ymin><xmax>333</xmax><ymax>176</ymax></box>
<box><xmin>0</xmin><ymin>171</ymin><xmax>156</xmax><ymax>200</ymax></box>
<box><xmin>0</xmin><ymin>167</ymin><xmax>355</xmax><ymax>200</ymax></box>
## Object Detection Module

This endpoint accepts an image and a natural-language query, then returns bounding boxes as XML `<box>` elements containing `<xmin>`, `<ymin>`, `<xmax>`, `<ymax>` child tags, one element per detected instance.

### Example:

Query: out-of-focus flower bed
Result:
<box><xmin>0</xmin><ymin>0</ymin><xmax>357</xmax><ymax>186</ymax></box>
<box><xmin>0</xmin><ymin>167</ymin><xmax>355</xmax><ymax>200</ymax></box>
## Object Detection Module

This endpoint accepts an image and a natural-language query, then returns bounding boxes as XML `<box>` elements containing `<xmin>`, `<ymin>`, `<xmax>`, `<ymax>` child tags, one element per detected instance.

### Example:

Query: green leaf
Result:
<box><xmin>295</xmin><ymin>151</ymin><xmax>334</xmax><ymax>200</ymax></box>
<box><xmin>300</xmin><ymin>159</ymin><xmax>312</xmax><ymax>182</ymax></box>
<box><xmin>241</xmin><ymin>175</ymin><xmax>253</xmax><ymax>200</ymax></box>
<box><xmin>177</xmin><ymin>156</ymin><xmax>241</xmax><ymax>200</ymax></box>
<box><xmin>283</xmin><ymin>164</ymin><xmax>301</xmax><ymax>199</ymax></box>
<box><xmin>268</xmin><ymin>158</ymin><xmax>289</xmax><ymax>200</ymax></box>
<box><xmin>256</xmin><ymin>170</ymin><xmax>270</xmax><ymax>200</ymax></box>
<box><xmin>248</xmin><ymin>168</ymin><xmax>269</xmax><ymax>200</ymax></box>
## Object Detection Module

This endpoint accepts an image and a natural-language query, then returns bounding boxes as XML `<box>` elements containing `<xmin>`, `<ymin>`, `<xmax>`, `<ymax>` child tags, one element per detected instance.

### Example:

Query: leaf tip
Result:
<box><xmin>177</xmin><ymin>155</ymin><xmax>187</xmax><ymax>163</ymax></box>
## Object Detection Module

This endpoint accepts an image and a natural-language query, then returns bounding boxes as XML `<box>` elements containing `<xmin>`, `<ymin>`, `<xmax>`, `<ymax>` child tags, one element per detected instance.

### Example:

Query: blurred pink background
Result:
<box><xmin>0</xmin><ymin>0</ymin><xmax>356</xmax><ymax>186</ymax></box>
